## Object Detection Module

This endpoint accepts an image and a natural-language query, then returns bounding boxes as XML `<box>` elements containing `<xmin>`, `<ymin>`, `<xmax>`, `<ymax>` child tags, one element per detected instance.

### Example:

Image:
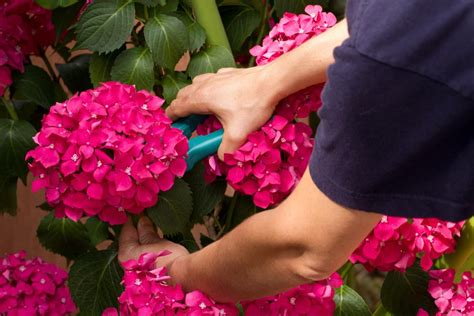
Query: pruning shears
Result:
<box><xmin>172</xmin><ymin>115</ymin><xmax>223</xmax><ymax>171</ymax></box>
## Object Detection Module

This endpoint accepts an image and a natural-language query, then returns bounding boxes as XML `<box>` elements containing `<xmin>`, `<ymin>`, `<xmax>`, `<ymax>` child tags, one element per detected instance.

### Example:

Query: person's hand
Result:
<box><xmin>118</xmin><ymin>216</ymin><xmax>189</xmax><ymax>269</ymax></box>
<box><xmin>166</xmin><ymin>66</ymin><xmax>281</xmax><ymax>160</ymax></box>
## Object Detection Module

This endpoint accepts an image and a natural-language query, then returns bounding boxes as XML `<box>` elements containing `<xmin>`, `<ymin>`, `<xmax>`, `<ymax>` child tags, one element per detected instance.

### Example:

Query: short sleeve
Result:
<box><xmin>310</xmin><ymin>40</ymin><xmax>474</xmax><ymax>222</ymax></box>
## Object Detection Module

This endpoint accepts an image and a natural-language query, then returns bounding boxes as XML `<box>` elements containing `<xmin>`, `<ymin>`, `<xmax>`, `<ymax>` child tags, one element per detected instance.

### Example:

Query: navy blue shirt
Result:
<box><xmin>310</xmin><ymin>0</ymin><xmax>474</xmax><ymax>221</ymax></box>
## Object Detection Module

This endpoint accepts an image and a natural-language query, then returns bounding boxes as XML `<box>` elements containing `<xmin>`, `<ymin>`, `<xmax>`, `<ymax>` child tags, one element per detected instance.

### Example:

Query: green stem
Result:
<box><xmin>443</xmin><ymin>216</ymin><xmax>474</xmax><ymax>277</ymax></box>
<box><xmin>224</xmin><ymin>192</ymin><xmax>239</xmax><ymax>232</ymax></box>
<box><xmin>2</xmin><ymin>96</ymin><xmax>19</xmax><ymax>121</ymax></box>
<box><xmin>144</xmin><ymin>5</ymin><xmax>149</xmax><ymax>20</ymax></box>
<box><xmin>39</xmin><ymin>50</ymin><xmax>59</xmax><ymax>83</ymax></box>
<box><xmin>249</xmin><ymin>5</ymin><xmax>272</xmax><ymax>67</ymax></box>
<box><xmin>372</xmin><ymin>303</ymin><xmax>391</xmax><ymax>316</ymax></box>
<box><xmin>191</xmin><ymin>0</ymin><xmax>232</xmax><ymax>52</ymax></box>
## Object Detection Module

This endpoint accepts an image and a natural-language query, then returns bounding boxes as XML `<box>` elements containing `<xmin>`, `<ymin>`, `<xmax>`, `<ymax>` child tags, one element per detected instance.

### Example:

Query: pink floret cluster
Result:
<box><xmin>417</xmin><ymin>269</ymin><xmax>474</xmax><ymax>316</ymax></box>
<box><xmin>249</xmin><ymin>5</ymin><xmax>336</xmax><ymax>66</ymax></box>
<box><xmin>0</xmin><ymin>0</ymin><xmax>55</xmax><ymax>95</ymax></box>
<box><xmin>197</xmin><ymin>5</ymin><xmax>335</xmax><ymax>208</ymax></box>
<box><xmin>26</xmin><ymin>82</ymin><xmax>188</xmax><ymax>225</ymax></box>
<box><xmin>0</xmin><ymin>251</ymin><xmax>76</xmax><ymax>316</ymax></box>
<box><xmin>198</xmin><ymin>115</ymin><xmax>314</xmax><ymax>208</ymax></box>
<box><xmin>350</xmin><ymin>216</ymin><xmax>464</xmax><ymax>272</ymax></box>
<box><xmin>242</xmin><ymin>273</ymin><xmax>343</xmax><ymax>316</ymax></box>
<box><xmin>102</xmin><ymin>252</ymin><xmax>239</xmax><ymax>316</ymax></box>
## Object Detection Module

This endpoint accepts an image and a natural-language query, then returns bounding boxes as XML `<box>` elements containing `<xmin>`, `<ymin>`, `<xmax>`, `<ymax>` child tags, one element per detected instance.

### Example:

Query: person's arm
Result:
<box><xmin>267</xmin><ymin>18</ymin><xmax>348</xmax><ymax>101</ymax></box>
<box><xmin>166</xmin><ymin>19</ymin><xmax>348</xmax><ymax>159</ymax></box>
<box><xmin>119</xmin><ymin>168</ymin><xmax>381</xmax><ymax>302</ymax></box>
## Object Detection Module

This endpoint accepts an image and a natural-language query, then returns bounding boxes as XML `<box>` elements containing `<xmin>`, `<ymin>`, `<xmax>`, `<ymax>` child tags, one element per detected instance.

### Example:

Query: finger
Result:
<box><xmin>193</xmin><ymin>73</ymin><xmax>213</xmax><ymax>82</ymax></box>
<box><xmin>166</xmin><ymin>95</ymin><xmax>210</xmax><ymax>121</ymax></box>
<box><xmin>217</xmin><ymin>67</ymin><xmax>235</xmax><ymax>74</ymax></box>
<box><xmin>137</xmin><ymin>216</ymin><xmax>161</xmax><ymax>245</ymax></box>
<box><xmin>217</xmin><ymin>128</ymin><xmax>247</xmax><ymax>160</ymax></box>
<box><xmin>118</xmin><ymin>218</ymin><xmax>139</xmax><ymax>262</ymax></box>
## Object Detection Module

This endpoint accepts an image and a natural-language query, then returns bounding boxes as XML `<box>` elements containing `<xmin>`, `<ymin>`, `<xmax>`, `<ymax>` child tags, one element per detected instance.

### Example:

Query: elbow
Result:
<box><xmin>290</xmin><ymin>250</ymin><xmax>345</xmax><ymax>283</ymax></box>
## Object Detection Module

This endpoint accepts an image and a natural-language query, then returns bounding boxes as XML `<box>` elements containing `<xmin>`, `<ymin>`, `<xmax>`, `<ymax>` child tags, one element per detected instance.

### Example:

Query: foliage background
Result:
<box><xmin>1</xmin><ymin>0</ymin><xmax>473</xmax><ymax>315</ymax></box>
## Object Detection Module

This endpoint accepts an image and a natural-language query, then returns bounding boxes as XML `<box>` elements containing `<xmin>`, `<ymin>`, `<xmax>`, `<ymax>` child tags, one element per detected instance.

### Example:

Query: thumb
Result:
<box><xmin>217</xmin><ymin>129</ymin><xmax>246</xmax><ymax>161</ymax></box>
<box><xmin>137</xmin><ymin>217</ymin><xmax>161</xmax><ymax>245</ymax></box>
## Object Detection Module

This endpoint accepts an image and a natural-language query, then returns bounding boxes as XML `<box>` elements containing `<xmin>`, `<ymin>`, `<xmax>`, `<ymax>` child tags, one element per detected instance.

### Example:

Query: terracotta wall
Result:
<box><xmin>0</xmin><ymin>179</ymin><xmax>66</xmax><ymax>267</ymax></box>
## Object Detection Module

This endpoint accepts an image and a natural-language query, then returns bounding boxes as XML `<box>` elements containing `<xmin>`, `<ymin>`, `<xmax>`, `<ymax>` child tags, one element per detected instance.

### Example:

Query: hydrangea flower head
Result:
<box><xmin>417</xmin><ymin>269</ymin><xmax>474</xmax><ymax>316</ymax></box>
<box><xmin>198</xmin><ymin>116</ymin><xmax>314</xmax><ymax>208</ymax></box>
<box><xmin>249</xmin><ymin>5</ymin><xmax>336</xmax><ymax>66</ymax></box>
<box><xmin>105</xmin><ymin>252</ymin><xmax>239</xmax><ymax>316</ymax></box>
<box><xmin>242</xmin><ymin>273</ymin><xmax>343</xmax><ymax>316</ymax></box>
<box><xmin>0</xmin><ymin>0</ymin><xmax>55</xmax><ymax>95</ymax></box>
<box><xmin>0</xmin><ymin>251</ymin><xmax>76</xmax><ymax>315</ymax></box>
<box><xmin>196</xmin><ymin>5</ymin><xmax>334</xmax><ymax>208</ymax></box>
<box><xmin>26</xmin><ymin>82</ymin><xmax>188</xmax><ymax>225</ymax></box>
<box><xmin>350</xmin><ymin>216</ymin><xmax>464</xmax><ymax>272</ymax></box>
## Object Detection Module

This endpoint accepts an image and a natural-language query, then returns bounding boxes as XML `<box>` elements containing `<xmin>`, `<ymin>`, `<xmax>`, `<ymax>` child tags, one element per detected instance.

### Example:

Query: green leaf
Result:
<box><xmin>76</xmin><ymin>0</ymin><xmax>135</xmax><ymax>53</ymax></box>
<box><xmin>146</xmin><ymin>178</ymin><xmax>193</xmax><ymax>235</ymax></box>
<box><xmin>273</xmin><ymin>0</ymin><xmax>330</xmax><ymax>17</ymax></box>
<box><xmin>0</xmin><ymin>119</ymin><xmax>36</xmax><ymax>183</ymax></box>
<box><xmin>135</xmin><ymin>0</ymin><xmax>165</xmax><ymax>6</ymax></box>
<box><xmin>186</xmin><ymin>20</ymin><xmax>207</xmax><ymax>51</ymax></box>
<box><xmin>162</xmin><ymin>73</ymin><xmax>190</xmax><ymax>104</ymax></box>
<box><xmin>334</xmin><ymin>285</ymin><xmax>371</xmax><ymax>316</ymax></box>
<box><xmin>56</xmin><ymin>55</ymin><xmax>93</xmax><ymax>93</ymax></box>
<box><xmin>166</xmin><ymin>232</ymin><xmax>199</xmax><ymax>252</ymax></box>
<box><xmin>12</xmin><ymin>65</ymin><xmax>55</xmax><ymax>109</ymax></box>
<box><xmin>36</xmin><ymin>213</ymin><xmax>94</xmax><ymax>260</ymax></box>
<box><xmin>111</xmin><ymin>47</ymin><xmax>155</xmax><ymax>91</ymax></box>
<box><xmin>154</xmin><ymin>0</ymin><xmax>179</xmax><ymax>13</ymax></box>
<box><xmin>200</xmin><ymin>234</ymin><xmax>215</xmax><ymax>247</ymax></box>
<box><xmin>144</xmin><ymin>14</ymin><xmax>188</xmax><ymax>70</ymax></box>
<box><xmin>222</xmin><ymin>6</ymin><xmax>260</xmax><ymax>52</ymax></box>
<box><xmin>37</xmin><ymin>201</ymin><xmax>54</xmax><ymax>212</ymax></box>
<box><xmin>0</xmin><ymin>177</ymin><xmax>18</xmax><ymax>215</ymax></box>
<box><xmin>52</xmin><ymin>2</ymin><xmax>84</xmax><ymax>43</ymax></box>
<box><xmin>35</xmin><ymin>0</ymin><xmax>78</xmax><ymax>9</ymax></box>
<box><xmin>328</xmin><ymin>0</ymin><xmax>347</xmax><ymax>20</ymax></box>
<box><xmin>187</xmin><ymin>45</ymin><xmax>235</xmax><ymax>79</ymax></box>
<box><xmin>183</xmin><ymin>163</ymin><xmax>226</xmax><ymax>223</ymax></box>
<box><xmin>172</xmin><ymin>12</ymin><xmax>206</xmax><ymax>51</ymax></box>
<box><xmin>381</xmin><ymin>263</ymin><xmax>437</xmax><ymax>316</ymax></box>
<box><xmin>85</xmin><ymin>217</ymin><xmax>110</xmax><ymax>246</ymax></box>
<box><xmin>229</xmin><ymin>194</ymin><xmax>257</xmax><ymax>228</ymax></box>
<box><xmin>89</xmin><ymin>52</ymin><xmax>117</xmax><ymax>87</ymax></box>
<box><xmin>69</xmin><ymin>249</ymin><xmax>124</xmax><ymax>314</ymax></box>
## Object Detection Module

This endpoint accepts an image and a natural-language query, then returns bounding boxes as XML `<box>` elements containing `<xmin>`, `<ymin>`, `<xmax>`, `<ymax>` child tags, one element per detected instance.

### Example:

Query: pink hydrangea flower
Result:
<box><xmin>417</xmin><ymin>269</ymin><xmax>474</xmax><ymax>316</ymax></box>
<box><xmin>197</xmin><ymin>5</ymin><xmax>334</xmax><ymax>208</ymax></box>
<box><xmin>26</xmin><ymin>82</ymin><xmax>188</xmax><ymax>225</ymax></box>
<box><xmin>104</xmin><ymin>252</ymin><xmax>239</xmax><ymax>316</ymax></box>
<box><xmin>0</xmin><ymin>251</ymin><xmax>76</xmax><ymax>315</ymax></box>
<box><xmin>350</xmin><ymin>216</ymin><xmax>465</xmax><ymax>272</ymax></box>
<box><xmin>249</xmin><ymin>5</ymin><xmax>336</xmax><ymax>66</ymax></box>
<box><xmin>198</xmin><ymin>116</ymin><xmax>314</xmax><ymax>208</ymax></box>
<box><xmin>242</xmin><ymin>273</ymin><xmax>343</xmax><ymax>316</ymax></box>
<box><xmin>0</xmin><ymin>0</ymin><xmax>55</xmax><ymax>95</ymax></box>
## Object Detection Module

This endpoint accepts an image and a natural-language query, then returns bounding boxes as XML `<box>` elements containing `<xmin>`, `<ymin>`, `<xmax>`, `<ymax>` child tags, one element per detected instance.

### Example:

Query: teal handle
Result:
<box><xmin>172</xmin><ymin>115</ymin><xmax>207</xmax><ymax>138</ymax></box>
<box><xmin>186</xmin><ymin>129</ymin><xmax>223</xmax><ymax>171</ymax></box>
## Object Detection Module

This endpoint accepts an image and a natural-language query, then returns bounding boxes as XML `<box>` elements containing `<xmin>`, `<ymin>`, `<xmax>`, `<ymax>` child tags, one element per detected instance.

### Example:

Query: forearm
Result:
<box><xmin>170</xmin><ymin>209</ymin><xmax>310</xmax><ymax>302</ymax></box>
<box><xmin>169</xmin><ymin>169</ymin><xmax>381</xmax><ymax>303</ymax></box>
<box><xmin>264</xmin><ymin>19</ymin><xmax>348</xmax><ymax>101</ymax></box>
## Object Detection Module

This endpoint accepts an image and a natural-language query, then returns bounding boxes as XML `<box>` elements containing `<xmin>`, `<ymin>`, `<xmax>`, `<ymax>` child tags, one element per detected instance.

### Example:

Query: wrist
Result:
<box><xmin>256</xmin><ymin>62</ymin><xmax>290</xmax><ymax>108</ymax></box>
<box><xmin>166</xmin><ymin>254</ymin><xmax>191</xmax><ymax>290</ymax></box>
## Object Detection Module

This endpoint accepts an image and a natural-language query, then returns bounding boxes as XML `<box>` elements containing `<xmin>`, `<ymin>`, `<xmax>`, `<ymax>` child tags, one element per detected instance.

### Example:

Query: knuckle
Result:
<box><xmin>117</xmin><ymin>252</ymin><xmax>127</xmax><ymax>263</ymax></box>
<box><xmin>193</xmin><ymin>74</ymin><xmax>209</xmax><ymax>82</ymax></box>
<box><xmin>217</xmin><ymin>67</ymin><xmax>233</xmax><ymax>73</ymax></box>
<box><xmin>227</xmin><ymin>131</ymin><xmax>246</xmax><ymax>144</ymax></box>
